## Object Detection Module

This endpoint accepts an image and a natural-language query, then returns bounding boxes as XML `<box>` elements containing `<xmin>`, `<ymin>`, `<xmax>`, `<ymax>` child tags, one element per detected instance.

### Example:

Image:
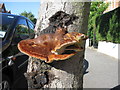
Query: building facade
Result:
<box><xmin>104</xmin><ymin>0</ymin><xmax>120</xmax><ymax>12</ymax></box>
<box><xmin>0</xmin><ymin>3</ymin><xmax>11</xmax><ymax>13</ymax></box>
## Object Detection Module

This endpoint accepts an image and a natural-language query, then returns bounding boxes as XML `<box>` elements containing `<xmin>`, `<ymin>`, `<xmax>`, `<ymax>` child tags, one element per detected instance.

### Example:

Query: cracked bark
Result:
<box><xmin>27</xmin><ymin>1</ymin><xmax>90</xmax><ymax>89</ymax></box>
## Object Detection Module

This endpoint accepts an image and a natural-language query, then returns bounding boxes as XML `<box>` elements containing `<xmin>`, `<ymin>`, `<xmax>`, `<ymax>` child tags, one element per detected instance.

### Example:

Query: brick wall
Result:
<box><xmin>104</xmin><ymin>0</ymin><xmax>120</xmax><ymax>13</ymax></box>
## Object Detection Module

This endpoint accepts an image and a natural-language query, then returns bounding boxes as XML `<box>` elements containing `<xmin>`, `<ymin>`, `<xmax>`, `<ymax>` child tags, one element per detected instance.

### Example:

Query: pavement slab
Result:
<box><xmin>83</xmin><ymin>47</ymin><xmax>119</xmax><ymax>89</ymax></box>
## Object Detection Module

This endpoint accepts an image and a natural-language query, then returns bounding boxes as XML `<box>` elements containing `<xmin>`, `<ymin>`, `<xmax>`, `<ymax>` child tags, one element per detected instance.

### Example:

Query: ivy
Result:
<box><xmin>88</xmin><ymin>1</ymin><xmax>120</xmax><ymax>44</ymax></box>
<box><xmin>96</xmin><ymin>7</ymin><xmax>120</xmax><ymax>43</ymax></box>
<box><xmin>88</xmin><ymin>1</ymin><xmax>109</xmax><ymax>46</ymax></box>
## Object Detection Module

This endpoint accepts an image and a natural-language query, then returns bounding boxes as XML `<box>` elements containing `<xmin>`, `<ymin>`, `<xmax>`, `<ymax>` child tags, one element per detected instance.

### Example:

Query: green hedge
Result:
<box><xmin>96</xmin><ymin>7</ymin><xmax>120</xmax><ymax>43</ymax></box>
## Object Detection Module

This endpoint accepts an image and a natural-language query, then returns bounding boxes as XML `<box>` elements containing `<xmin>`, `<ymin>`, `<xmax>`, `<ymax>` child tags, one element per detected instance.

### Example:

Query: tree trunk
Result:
<box><xmin>26</xmin><ymin>1</ymin><xmax>90</xmax><ymax>89</ymax></box>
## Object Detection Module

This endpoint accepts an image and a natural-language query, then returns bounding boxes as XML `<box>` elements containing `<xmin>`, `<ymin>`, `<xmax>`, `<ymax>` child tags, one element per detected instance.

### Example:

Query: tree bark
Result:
<box><xmin>27</xmin><ymin>1</ymin><xmax>90</xmax><ymax>89</ymax></box>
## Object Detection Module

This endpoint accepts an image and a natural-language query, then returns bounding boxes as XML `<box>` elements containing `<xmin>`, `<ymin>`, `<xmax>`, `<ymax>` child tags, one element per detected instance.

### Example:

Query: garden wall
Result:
<box><xmin>98</xmin><ymin>41</ymin><xmax>119</xmax><ymax>60</ymax></box>
<box><xmin>85</xmin><ymin>39</ymin><xmax>89</xmax><ymax>48</ymax></box>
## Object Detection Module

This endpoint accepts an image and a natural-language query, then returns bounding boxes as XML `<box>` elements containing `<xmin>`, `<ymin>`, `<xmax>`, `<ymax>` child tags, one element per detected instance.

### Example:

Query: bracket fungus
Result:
<box><xmin>18</xmin><ymin>27</ymin><xmax>88</xmax><ymax>63</ymax></box>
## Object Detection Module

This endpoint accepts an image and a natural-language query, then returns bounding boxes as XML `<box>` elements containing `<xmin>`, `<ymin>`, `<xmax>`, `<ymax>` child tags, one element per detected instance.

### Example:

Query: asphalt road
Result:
<box><xmin>11</xmin><ymin>47</ymin><xmax>119</xmax><ymax>89</ymax></box>
<box><xmin>83</xmin><ymin>47</ymin><xmax>119</xmax><ymax>89</ymax></box>
<box><xmin>12</xmin><ymin>55</ymin><xmax>28</xmax><ymax>90</ymax></box>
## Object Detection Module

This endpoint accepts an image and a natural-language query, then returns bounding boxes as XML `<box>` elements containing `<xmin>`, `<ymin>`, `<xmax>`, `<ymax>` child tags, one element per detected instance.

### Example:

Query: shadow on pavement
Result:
<box><xmin>11</xmin><ymin>55</ymin><xmax>29</xmax><ymax>90</ymax></box>
<box><xmin>83</xmin><ymin>59</ymin><xmax>89</xmax><ymax>75</ymax></box>
<box><xmin>12</xmin><ymin>74</ymin><xmax>28</xmax><ymax>90</ymax></box>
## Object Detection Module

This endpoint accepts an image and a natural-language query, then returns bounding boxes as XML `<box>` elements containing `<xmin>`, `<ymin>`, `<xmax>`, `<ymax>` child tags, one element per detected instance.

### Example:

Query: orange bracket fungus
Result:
<box><xmin>18</xmin><ymin>27</ymin><xmax>88</xmax><ymax>63</ymax></box>
<box><xmin>18</xmin><ymin>11</ymin><xmax>88</xmax><ymax>63</ymax></box>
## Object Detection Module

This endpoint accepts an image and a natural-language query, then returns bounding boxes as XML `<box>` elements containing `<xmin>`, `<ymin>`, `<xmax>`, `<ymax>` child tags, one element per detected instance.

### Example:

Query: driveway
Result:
<box><xmin>83</xmin><ymin>47</ymin><xmax>119</xmax><ymax>89</ymax></box>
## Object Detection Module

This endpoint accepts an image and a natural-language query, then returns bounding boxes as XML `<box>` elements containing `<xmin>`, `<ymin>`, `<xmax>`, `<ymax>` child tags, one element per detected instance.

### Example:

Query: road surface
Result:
<box><xmin>12</xmin><ymin>47</ymin><xmax>119</xmax><ymax>89</ymax></box>
<box><xmin>83</xmin><ymin>47</ymin><xmax>119</xmax><ymax>89</ymax></box>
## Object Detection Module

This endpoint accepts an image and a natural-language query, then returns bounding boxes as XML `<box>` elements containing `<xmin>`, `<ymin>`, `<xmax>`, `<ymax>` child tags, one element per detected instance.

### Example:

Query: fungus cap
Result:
<box><xmin>18</xmin><ymin>28</ymin><xmax>88</xmax><ymax>63</ymax></box>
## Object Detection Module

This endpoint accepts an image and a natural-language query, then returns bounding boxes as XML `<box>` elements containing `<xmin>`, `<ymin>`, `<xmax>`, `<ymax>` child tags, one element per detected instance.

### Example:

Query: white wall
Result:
<box><xmin>85</xmin><ymin>39</ymin><xmax>90</xmax><ymax>48</ymax></box>
<box><xmin>98</xmin><ymin>41</ymin><xmax>119</xmax><ymax>60</ymax></box>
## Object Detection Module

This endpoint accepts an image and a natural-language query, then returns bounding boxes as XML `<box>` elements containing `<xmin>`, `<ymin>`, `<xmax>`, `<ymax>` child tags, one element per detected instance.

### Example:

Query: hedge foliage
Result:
<box><xmin>88</xmin><ymin>2</ymin><xmax>109</xmax><ymax>46</ymax></box>
<box><xmin>96</xmin><ymin>7</ymin><xmax>120</xmax><ymax>43</ymax></box>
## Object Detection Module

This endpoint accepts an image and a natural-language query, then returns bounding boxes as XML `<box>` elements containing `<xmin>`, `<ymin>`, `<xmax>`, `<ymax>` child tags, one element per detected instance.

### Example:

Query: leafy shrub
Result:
<box><xmin>88</xmin><ymin>1</ymin><xmax>109</xmax><ymax>46</ymax></box>
<box><xmin>96</xmin><ymin>7</ymin><xmax>120</xmax><ymax>43</ymax></box>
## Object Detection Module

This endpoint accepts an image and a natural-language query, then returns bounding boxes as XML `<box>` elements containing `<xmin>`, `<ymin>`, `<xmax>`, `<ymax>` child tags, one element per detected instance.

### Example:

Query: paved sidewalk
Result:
<box><xmin>83</xmin><ymin>47</ymin><xmax>119</xmax><ymax>89</ymax></box>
